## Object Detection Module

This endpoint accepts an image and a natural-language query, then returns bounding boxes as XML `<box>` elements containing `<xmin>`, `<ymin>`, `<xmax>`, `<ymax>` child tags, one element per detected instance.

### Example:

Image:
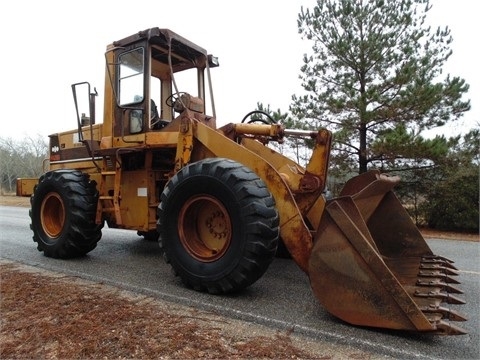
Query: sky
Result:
<box><xmin>1</xmin><ymin>0</ymin><xmax>477</xmax><ymax>141</ymax></box>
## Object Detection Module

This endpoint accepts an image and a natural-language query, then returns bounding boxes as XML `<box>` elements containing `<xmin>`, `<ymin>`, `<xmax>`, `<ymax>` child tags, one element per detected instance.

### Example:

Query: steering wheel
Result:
<box><xmin>241</xmin><ymin>110</ymin><xmax>277</xmax><ymax>125</ymax></box>
<box><xmin>165</xmin><ymin>92</ymin><xmax>189</xmax><ymax>108</ymax></box>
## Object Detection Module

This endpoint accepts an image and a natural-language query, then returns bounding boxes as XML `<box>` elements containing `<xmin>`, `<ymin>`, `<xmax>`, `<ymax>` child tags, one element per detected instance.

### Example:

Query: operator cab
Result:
<box><xmin>110</xmin><ymin>28</ymin><xmax>219</xmax><ymax>136</ymax></box>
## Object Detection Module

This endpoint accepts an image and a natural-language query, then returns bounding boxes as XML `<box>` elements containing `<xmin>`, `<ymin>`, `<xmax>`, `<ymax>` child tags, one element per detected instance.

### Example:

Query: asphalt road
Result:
<box><xmin>1</xmin><ymin>205</ymin><xmax>479</xmax><ymax>359</ymax></box>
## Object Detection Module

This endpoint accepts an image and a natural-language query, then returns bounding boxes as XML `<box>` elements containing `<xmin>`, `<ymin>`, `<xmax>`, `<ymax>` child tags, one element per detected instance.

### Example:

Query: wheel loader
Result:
<box><xmin>16</xmin><ymin>27</ymin><xmax>467</xmax><ymax>335</ymax></box>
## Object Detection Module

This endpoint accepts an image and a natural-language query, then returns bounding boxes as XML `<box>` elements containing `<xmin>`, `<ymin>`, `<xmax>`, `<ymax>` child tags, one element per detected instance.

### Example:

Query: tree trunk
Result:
<box><xmin>359</xmin><ymin>121</ymin><xmax>368</xmax><ymax>173</ymax></box>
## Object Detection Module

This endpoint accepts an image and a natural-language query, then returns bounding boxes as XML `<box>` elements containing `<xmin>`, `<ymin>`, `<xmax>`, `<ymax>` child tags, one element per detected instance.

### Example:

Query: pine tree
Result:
<box><xmin>291</xmin><ymin>0</ymin><xmax>470</xmax><ymax>175</ymax></box>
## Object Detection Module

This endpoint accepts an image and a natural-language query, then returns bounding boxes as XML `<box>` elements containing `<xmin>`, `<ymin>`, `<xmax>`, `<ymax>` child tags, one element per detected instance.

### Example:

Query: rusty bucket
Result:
<box><xmin>308</xmin><ymin>170</ymin><xmax>467</xmax><ymax>335</ymax></box>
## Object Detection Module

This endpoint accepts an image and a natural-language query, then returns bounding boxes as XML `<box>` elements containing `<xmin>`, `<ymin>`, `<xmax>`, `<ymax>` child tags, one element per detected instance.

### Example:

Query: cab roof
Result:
<box><xmin>111</xmin><ymin>27</ymin><xmax>210</xmax><ymax>71</ymax></box>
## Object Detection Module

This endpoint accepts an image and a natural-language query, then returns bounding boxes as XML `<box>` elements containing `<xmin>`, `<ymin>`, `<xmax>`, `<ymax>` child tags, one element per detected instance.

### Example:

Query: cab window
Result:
<box><xmin>118</xmin><ymin>48</ymin><xmax>144</xmax><ymax>105</ymax></box>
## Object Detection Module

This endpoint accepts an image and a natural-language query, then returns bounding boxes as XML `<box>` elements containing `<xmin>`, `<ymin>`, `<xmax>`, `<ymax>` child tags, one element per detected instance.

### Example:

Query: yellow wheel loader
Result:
<box><xmin>16</xmin><ymin>28</ymin><xmax>467</xmax><ymax>335</ymax></box>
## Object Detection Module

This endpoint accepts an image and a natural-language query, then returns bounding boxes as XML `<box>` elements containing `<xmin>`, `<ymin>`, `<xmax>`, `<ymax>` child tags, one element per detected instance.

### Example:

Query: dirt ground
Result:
<box><xmin>0</xmin><ymin>195</ymin><xmax>477</xmax><ymax>359</ymax></box>
<box><xmin>2</xmin><ymin>260</ymin><xmax>381</xmax><ymax>360</ymax></box>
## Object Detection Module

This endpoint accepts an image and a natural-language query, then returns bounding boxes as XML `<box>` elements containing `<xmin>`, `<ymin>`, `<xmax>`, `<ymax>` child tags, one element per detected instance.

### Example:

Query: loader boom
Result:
<box><xmin>17</xmin><ymin>27</ymin><xmax>467</xmax><ymax>335</ymax></box>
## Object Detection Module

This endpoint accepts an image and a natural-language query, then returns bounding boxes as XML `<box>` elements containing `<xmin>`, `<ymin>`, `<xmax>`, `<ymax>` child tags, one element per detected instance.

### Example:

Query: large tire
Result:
<box><xmin>30</xmin><ymin>170</ymin><xmax>103</xmax><ymax>258</ymax></box>
<box><xmin>157</xmin><ymin>158</ymin><xmax>279</xmax><ymax>294</ymax></box>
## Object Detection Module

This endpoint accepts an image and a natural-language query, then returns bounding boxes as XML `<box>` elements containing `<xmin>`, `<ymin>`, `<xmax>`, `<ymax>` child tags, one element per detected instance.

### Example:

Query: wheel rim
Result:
<box><xmin>40</xmin><ymin>192</ymin><xmax>65</xmax><ymax>238</ymax></box>
<box><xmin>178</xmin><ymin>195</ymin><xmax>232</xmax><ymax>262</ymax></box>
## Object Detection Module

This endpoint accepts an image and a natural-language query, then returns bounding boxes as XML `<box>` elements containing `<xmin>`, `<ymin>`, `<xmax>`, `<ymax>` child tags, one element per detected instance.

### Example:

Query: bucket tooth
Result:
<box><xmin>432</xmin><ymin>320</ymin><xmax>468</xmax><ymax>335</ymax></box>
<box><xmin>419</xmin><ymin>264</ymin><xmax>459</xmax><ymax>276</ymax></box>
<box><xmin>420</xmin><ymin>305</ymin><xmax>467</xmax><ymax>322</ymax></box>
<box><xmin>421</xmin><ymin>256</ymin><xmax>458</xmax><ymax>270</ymax></box>
<box><xmin>445</xmin><ymin>284</ymin><xmax>464</xmax><ymax>294</ymax></box>
<box><xmin>423</xmin><ymin>254</ymin><xmax>455</xmax><ymax>264</ymax></box>
<box><xmin>418</xmin><ymin>270</ymin><xmax>461</xmax><ymax>284</ymax></box>
<box><xmin>414</xmin><ymin>290</ymin><xmax>466</xmax><ymax>305</ymax></box>
<box><xmin>416</xmin><ymin>279</ymin><xmax>464</xmax><ymax>294</ymax></box>
<box><xmin>444</xmin><ymin>294</ymin><xmax>466</xmax><ymax>305</ymax></box>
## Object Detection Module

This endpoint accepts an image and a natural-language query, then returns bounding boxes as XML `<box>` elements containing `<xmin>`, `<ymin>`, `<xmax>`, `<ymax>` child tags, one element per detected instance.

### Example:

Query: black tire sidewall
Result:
<box><xmin>30</xmin><ymin>170</ymin><xmax>101</xmax><ymax>258</ymax></box>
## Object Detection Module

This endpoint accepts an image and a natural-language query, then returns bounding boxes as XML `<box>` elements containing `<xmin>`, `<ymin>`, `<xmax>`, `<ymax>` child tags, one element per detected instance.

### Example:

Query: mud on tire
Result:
<box><xmin>30</xmin><ymin>170</ymin><xmax>103</xmax><ymax>258</ymax></box>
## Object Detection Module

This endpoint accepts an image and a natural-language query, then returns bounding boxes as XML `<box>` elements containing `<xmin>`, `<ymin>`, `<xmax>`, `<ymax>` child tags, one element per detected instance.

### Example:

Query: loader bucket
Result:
<box><xmin>308</xmin><ymin>170</ymin><xmax>467</xmax><ymax>335</ymax></box>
